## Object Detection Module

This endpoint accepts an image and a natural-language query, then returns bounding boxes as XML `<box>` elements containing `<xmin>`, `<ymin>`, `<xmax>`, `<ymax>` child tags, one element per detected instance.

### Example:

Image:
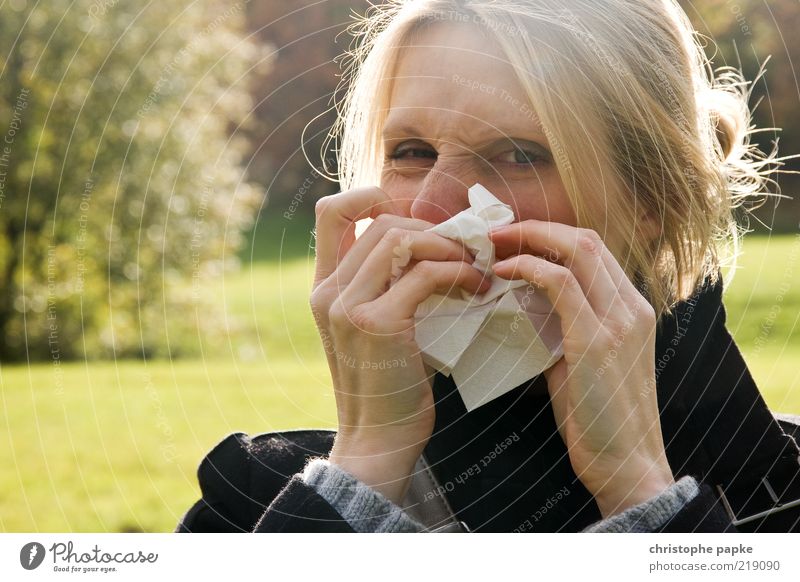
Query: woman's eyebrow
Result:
<box><xmin>381</xmin><ymin>121</ymin><xmax>548</xmax><ymax>146</ymax></box>
<box><xmin>381</xmin><ymin>122</ymin><xmax>420</xmax><ymax>139</ymax></box>
<box><xmin>497</xmin><ymin>136</ymin><xmax>551</xmax><ymax>150</ymax></box>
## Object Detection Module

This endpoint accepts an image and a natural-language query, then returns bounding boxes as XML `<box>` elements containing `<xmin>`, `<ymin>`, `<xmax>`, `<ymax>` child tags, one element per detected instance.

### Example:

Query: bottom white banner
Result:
<box><xmin>1</xmin><ymin>533</ymin><xmax>797</xmax><ymax>581</ymax></box>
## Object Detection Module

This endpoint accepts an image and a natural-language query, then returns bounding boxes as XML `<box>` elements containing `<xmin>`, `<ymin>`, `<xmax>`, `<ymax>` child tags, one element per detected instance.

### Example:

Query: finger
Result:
<box><xmin>341</xmin><ymin>229</ymin><xmax>480</xmax><ymax>305</ymax></box>
<box><xmin>370</xmin><ymin>260</ymin><xmax>491</xmax><ymax>321</ymax></box>
<box><xmin>331</xmin><ymin>215</ymin><xmax>435</xmax><ymax>288</ymax></box>
<box><xmin>490</xmin><ymin>221</ymin><xmax>626</xmax><ymax>318</ymax></box>
<box><xmin>314</xmin><ymin>187</ymin><xmax>400</xmax><ymax>284</ymax></box>
<box><xmin>492</xmin><ymin>254</ymin><xmax>601</xmax><ymax>336</ymax></box>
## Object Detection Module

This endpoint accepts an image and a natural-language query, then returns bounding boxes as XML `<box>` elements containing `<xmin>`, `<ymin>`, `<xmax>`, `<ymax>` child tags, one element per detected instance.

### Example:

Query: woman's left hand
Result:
<box><xmin>489</xmin><ymin>220</ymin><xmax>674</xmax><ymax>519</ymax></box>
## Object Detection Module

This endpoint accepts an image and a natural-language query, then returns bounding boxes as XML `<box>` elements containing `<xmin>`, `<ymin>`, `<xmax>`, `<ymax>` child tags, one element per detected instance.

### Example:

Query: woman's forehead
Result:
<box><xmin>392</xmin><ymin>22</ymin><xmax>524</xmax><ymax>99</ymax></box>
<box><xmin>386</xmin><ymin>22</ymin><xmax>543</xmax><ymax>138</ymax></box>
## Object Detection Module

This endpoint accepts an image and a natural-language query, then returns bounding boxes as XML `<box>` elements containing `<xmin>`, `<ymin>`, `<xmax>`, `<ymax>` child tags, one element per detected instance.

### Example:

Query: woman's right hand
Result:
<box><xmin>310</xmin><ymin>187</ymin><xmax>489</xmax><ymax>504</ymax></box>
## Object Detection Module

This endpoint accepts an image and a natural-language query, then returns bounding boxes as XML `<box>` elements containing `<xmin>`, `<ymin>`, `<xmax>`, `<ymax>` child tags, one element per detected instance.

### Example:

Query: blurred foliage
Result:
<box><xmin>1</xmin><ymin>0</ymin><xmax>797</xmax><ymax>360</ymax></box>
<box><xmin>680</xmin><ymin>0</ymin><xmax>800</xmax><ymax>231</ymax></box>
<box><xmin>244</xmin><ymin>1</ymin><xmax>354</xmax><ymax>218</ymax></box>
<box><xmin>0</xmin><ymin>0</ymin><xmax>264</xmax><ymax>361</ymax></box>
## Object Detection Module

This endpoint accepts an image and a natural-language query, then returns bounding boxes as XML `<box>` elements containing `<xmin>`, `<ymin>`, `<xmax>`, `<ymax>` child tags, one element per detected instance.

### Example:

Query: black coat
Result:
<box><xmin>176</xmin><ymin>278</ymin><xmax>800</xmax><ymax>533</ymax></box>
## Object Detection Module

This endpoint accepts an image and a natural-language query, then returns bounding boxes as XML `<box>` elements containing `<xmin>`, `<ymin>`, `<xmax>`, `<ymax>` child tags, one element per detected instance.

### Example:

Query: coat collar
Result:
<box><xmin>425</xmin><ymin>274</ymin><xmax>799</xmax><ymax>530</ymax></box>
<box><xmin>653</xmin><ymin>275</ymin><xmax>799</xmax><ymax>493</ymax></box>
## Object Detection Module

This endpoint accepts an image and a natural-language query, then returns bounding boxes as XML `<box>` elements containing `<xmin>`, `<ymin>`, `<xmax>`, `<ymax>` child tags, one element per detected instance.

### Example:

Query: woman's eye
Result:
<box><xmin>387</xmin><ymin>142</ymin><xmax>437</xmax><ymax>161</ymax></box>
<box><xmin>495</xmin><ymin>148</ymin><xmax>547</xmax><ymax>166</ymax></box>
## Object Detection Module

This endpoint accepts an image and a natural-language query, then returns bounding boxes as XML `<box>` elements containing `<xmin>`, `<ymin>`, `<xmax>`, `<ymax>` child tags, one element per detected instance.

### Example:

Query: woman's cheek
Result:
<box><xmin>380</xmin><ymin>169</ymin><xmax>421</xmax><ymax>216</ymax></box>
<box><xmin>379</xmin><ymin>168</ymin><xmax>575</xmax><ymax>226</ymax></box>
<box><xmin>507</xmin><ymin>179</ymin><xmax>576</xmax><ymax>225</ymax></box>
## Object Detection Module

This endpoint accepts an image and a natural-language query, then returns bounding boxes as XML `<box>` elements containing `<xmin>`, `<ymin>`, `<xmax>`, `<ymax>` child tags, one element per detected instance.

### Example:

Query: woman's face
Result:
<box><xmin>380</xmin><ymin>22</ymin><xmax>576</xmax><ymax>228</ymax></box>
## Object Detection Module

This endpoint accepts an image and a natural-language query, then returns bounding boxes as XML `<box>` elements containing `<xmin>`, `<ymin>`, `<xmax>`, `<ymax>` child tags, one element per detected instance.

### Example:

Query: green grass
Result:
<box><xmin>239</xmin><ymin>210</ymin><xmax>317</xmax><ymax>264</ymax></box>
<box><xmin>1</xmin><ymin>233</ymin><xmax>798</xmax><ymax>532</ymax></box>
<box><xmin>723</xmin><ymin>233</ymin><xmax>800</xmax><ymax>413</ymax></box>
<box><xmin>1</xmin><ymin>259</ymin><xmax>338</xmax><ymax>533</ymax></box>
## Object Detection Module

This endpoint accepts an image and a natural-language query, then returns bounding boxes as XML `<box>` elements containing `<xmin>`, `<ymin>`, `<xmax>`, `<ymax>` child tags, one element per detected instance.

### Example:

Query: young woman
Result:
<box><xmin>178</xmin><ymin>0</ymin><xmax>800</xmax><ymax>533</ymax></box>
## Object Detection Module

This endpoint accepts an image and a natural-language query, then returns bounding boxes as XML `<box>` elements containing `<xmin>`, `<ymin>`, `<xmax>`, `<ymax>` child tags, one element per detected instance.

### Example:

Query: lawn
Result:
<box><xmin>1</xmin><ymin>233</ymin><xmax>798</xmax><ymax>532</ymax></box>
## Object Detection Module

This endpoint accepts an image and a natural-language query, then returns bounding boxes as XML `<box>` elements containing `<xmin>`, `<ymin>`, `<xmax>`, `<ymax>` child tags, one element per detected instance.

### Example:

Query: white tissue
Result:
<box><xmin>413</xmin><ymin>184</ymin><xmax>564</xmax><ymax>411</ymax></box>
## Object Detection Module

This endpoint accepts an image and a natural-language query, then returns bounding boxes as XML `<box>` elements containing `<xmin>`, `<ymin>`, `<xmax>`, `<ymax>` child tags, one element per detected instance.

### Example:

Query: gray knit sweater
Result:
<box><xmin>301</xmin><ymin>458</ymin><xmax>699</xmax><ymax>532</ymax></box>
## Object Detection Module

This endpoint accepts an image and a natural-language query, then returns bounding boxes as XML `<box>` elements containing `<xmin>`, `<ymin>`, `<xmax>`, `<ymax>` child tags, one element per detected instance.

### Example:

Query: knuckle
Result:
<box><xmin>552</xmin><ymin>265</ymin><xmax>578</xmax><ymax>290</ymax></box>
<box><xmin>310</xmin><ymin>285</ymin><xmax>337</xmax><ymax>318</ymax></box>
<box><xmin>350</xmin><ymin>185</ymin><xmax>380</xmax><ymax>198</ymax></box>
<box><xmin>310</xmin><ymin>277</ymin><xmax>338</xmax><ymax>303</ymax></box>
<box><xmin>329</xmin><ymin>301</ymin><xmax>386</xmax><ymax>334</ymax></box>
<box><xmin>596</xmin><ymin>327</ymin><xmax>618</xmax><ymax>348</ymax></box>
<box><xmin>314</xmin><ymin>195</ymin><xmax>333</xmax><ymax>218</ymax></box>
<box><xmin>349</xmin><ymin>305</ymin><xmax>381</xmax><ymax>333</ymax></box>
<box><xmin>309</xmin><ymin>290</ymin><xmax>326</xmax><ymax>319</ymax></box>
<box><xmin>384</xmin><ymin>226</ymin><xmax>405</xmax><ymax>244</ymax></box>
<box><xmin>412</xmin><ymin>260</ymin><xmax>439</xmax><ymax>279</ymax></box>
<box><xmin>327</xmin><ymin>298</ymin><xmax>351</xmax><ymax>329</ymax></box>
<box><xmin>613</xmin><ymin>299</ymin><xmax>656</xmax><ymax>338</ymax></box>
<box><xmin>370</xmin><ymin>212</ymin><xmax>396</xmax><ymax>232</ymax></box>
<box><xmin>577</xmin><ymin>228</ymin><xmax>604</xmax><ymax>257</ymax></box>
<box><xmin>636</xmin><ymin>299</ymin><xmax>657</xmax><ymax>325</ymax></box>
<box><xmin>578</xmin><ymin>227</ymin><xmax>602</xmax><ymax>242</ymax></box>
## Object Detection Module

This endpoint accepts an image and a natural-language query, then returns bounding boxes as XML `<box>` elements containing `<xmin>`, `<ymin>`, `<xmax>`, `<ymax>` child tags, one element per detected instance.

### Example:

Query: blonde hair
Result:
<box><xmin>325</xmin><ymin>0</ymin><xmax>785</xmax><ymax>318</ymax></box>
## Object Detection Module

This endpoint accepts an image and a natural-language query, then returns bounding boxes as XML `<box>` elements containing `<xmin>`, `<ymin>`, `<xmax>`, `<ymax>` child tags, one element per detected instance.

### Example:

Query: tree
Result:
<box><xmin>680</xmin><ymin>0</ymin><xmax>800</xmax><ymax>230</ymax></box>
<box><xmin>245</xmin><ymin>0</ymin><xmax>358</xmax><ymax>216</ymax></box>
<box><xmin>0</xmin><ymin>0</ymin><xmax>263</xmax><ymax>360</ymax></box>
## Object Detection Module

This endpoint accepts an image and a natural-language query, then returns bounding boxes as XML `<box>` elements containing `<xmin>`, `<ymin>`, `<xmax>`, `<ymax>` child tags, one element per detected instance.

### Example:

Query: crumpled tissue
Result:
<box><xmin>413</xmin><ymin>183</ymin><xmax>564</xmax><ymax>411</ymax></box>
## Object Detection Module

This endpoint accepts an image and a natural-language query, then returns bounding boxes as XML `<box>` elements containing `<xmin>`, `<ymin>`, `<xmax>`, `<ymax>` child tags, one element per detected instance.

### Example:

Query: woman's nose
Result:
<box><xmin>410</xmin><ymin>169</ymin><xmax>475</xmax><ymax>224</ymax></box>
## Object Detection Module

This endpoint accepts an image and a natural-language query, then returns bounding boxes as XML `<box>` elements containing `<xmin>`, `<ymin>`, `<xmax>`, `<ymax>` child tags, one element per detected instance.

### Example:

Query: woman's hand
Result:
<box><xmin>311</xmin><ymin>187</ymin><xmax>490</xmax><ymax>504</ymax></box>
<box><xmin>489</xmin><ymin>220</ymin><xmax>674</xmax><ymax>518</ymax></box>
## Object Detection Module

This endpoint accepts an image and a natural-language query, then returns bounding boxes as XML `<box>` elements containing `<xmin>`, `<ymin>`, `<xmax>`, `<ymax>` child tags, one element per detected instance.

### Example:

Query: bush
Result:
<box><xmin>0</xmin><ymin>0</ymin><xmax>264</xmax><ymax>360</ymax></box>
